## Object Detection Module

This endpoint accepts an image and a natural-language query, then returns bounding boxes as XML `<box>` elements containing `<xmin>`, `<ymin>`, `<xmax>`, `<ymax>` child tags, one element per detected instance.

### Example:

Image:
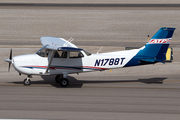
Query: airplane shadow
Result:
<box><xmin>10</xmin><ymin>75</ymin><xmax>167</xmax><ymax>88</ymax></box>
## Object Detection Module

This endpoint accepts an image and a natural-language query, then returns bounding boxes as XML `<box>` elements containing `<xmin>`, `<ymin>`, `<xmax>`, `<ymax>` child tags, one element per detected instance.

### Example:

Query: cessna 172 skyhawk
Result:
<box><xmin>4</xmin><ymin>27</ymin><xmax>176</xmax><ymax>87</ymax></box>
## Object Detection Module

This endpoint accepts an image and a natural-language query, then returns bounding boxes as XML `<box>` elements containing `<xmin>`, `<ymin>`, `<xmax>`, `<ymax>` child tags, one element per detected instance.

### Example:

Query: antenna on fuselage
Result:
<box><xmin>97</xmin><ymin>46</ymin><xmax>103</xmax><ymax>54</ymax></box>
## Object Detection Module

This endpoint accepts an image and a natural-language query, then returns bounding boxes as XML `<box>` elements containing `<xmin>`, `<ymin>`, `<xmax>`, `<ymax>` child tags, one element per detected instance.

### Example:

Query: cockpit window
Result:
<box><xmin>69</xmin><ymin>51</ymin><xmax>84</xmax><ymax>58</ymax></box>
<box><xmin>54</xmin><ymin>51</ymin><xmax>67</xmax><ymax>58</ymax></box>
<box><xmin>36</xmin><ymin>46</ymin><xmax>91</xmax><ymax>58</ymax></box>
<box><xmin>36</xmin><ymin>46</ymin><xmax>49</xmax><ymax>57</ymax></box>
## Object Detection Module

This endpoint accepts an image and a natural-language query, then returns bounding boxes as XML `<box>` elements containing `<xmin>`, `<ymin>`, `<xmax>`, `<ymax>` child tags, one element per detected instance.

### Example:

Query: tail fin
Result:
<box><xmin>138</xmin><ymin>27</ymin><xmax>176</xmax><ymax>63</ymax></box>
<box><xmin>125</xmin><ymin>27</ymin><xmax>176</xmax><ymax>67</ymax></box>
<box><xmin>151</xmin><ymin>27</ymin><xmax>175</xmax><ymax>39</ymax></box>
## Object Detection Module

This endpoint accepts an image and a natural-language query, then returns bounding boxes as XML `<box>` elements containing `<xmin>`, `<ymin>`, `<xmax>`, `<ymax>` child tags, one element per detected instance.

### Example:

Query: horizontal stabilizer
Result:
<box><xmin>140</xmin><ymin>58</ymin><xmax>165</xmax><ymax>64</ymax></box>
<box><xmin>140</xmin><ymin>59</ymin><xmax>157</xmax><ymax>63</ymax></box>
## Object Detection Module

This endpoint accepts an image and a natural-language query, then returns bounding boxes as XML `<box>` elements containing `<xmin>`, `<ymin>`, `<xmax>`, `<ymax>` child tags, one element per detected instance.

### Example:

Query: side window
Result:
<box><xmin>54</xmin><ymin>52</ymin><xmax>60</xmax><ymax>58</ymax></box>
<box><xmin>54</xmin><ymin>51</ymin><xmax>67</xmax><ymax>58</ymax></box>
<box><xmin>69</xmin><ymin>51</ymin><xmax>84</xmax><ymax>58</ymax></box>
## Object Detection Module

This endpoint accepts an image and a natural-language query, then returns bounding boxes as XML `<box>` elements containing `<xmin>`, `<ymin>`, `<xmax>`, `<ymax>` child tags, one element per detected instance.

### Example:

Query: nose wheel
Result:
<box><xmin>23</xmin><ymin>78</ymin><xmax>31</xmax><ymax>85</ymax></box>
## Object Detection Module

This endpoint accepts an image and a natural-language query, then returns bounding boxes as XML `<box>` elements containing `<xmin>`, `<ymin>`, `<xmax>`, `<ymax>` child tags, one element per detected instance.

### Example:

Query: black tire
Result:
<box><xmin>55</xmin><ymin>75</ymin><xmax>60</xmax><ymax>83</ymax></box>
<box><xmin>60</xmin><ymin>78</ymin><xmax>69</xmax><ymax>87</ymax></box>
<box><xmin>23</xmin><ymin>78</ymin><xmax>31</xmax><ymax>85</ymax></box>
<box><xmin>55</xmin><ymin>75</ymin><xmax>63</xmax><ymax>83</ymax></box>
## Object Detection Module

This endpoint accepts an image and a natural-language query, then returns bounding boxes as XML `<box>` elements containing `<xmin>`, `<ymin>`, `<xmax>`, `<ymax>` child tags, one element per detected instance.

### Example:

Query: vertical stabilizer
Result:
<box><xmin>151</xmin><ymin>27</ymin><xmax>175</xmax><ymax>39</ymax></box>
<box><xmin>141</xmin><ymin>27</ymin><xmax>175</xmax><ymax>60</ymax></box>
<box><xmin>125</xmin><ymin>27</ymin><xmax>176</xmax><ymax>67</ymax></box>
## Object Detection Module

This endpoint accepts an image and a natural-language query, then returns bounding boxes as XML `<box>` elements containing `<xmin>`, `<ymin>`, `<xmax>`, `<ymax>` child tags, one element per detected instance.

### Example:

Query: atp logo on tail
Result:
<box><xmin>149</xmin><ymin>38</ymin><xmax>171</xmax><ymax>44</ymax></box>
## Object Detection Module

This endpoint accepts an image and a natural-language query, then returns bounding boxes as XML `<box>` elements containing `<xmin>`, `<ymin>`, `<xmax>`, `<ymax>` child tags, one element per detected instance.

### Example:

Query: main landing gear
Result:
<box><xmin>23</xmin><ymin>75</ymin><xmax>32</xmax><ymax>85</ymax></box>
<box><xmin>55</xmin><ymin>75</ymin><xmax>69</xmax><ymax>87</ymax></box>
<box><xmin>22</xmin><ymin>74</ymin><xmax>69</xmax><ymax>87</ymax></box>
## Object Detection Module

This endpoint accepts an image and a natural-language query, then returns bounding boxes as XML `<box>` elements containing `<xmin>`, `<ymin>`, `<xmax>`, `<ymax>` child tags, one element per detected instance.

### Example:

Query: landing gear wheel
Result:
<box><xmin>23</xmin><ymin>78</ymin><xmax>31</xmax><ymax>85</ymax></box>
<box><xmin>55</xmin><ymin>75</ymin><xmax>60</xmax><ymax>83</ymax></box>
<box><xmin>60</xmin><ymin>78</ymin><xmax>69</xmax><ymax>87</ymax></box>
<box><xmin>55</xmin><ymin>75</ymin><xmax>63</xmax><ymax>83</ymax></box>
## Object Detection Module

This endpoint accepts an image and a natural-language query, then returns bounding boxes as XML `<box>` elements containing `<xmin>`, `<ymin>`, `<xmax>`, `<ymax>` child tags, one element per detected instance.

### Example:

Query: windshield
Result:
<box><xmin>36</xmin><ymin>46</ymin><xmax>49</xmax><ymax>57</ymax></box>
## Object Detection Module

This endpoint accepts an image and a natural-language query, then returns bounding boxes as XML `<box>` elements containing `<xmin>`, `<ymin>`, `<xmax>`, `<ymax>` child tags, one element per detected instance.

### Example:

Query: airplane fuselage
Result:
<box><xmin>12</xmin><ymin>48</ymin><xmax>140</xmax><ymax>76</ymax></box>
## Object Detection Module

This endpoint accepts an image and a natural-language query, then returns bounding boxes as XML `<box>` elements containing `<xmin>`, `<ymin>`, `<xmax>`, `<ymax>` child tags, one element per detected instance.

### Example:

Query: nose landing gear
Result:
<box><xmin>23</xmin><ymin>75</ymin><xmax>32</xmax><ymax>85</ymax></box>
<box><xmin>23</xmin><ymin>78</ymin><xmax>31</xmax><ymax>85</ymax></box>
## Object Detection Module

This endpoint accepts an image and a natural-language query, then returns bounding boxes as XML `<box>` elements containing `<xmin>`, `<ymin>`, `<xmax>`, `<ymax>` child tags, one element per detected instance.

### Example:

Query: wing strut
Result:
<box><xmin>44</xmin><ymin>50</ymin><xmax>55</xmax><ymax>74</ymax></box>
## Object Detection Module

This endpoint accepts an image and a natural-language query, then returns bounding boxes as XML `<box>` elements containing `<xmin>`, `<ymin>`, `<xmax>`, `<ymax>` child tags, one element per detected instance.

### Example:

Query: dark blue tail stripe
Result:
<box><xmin>151</xmin><ymin>27</ymin><xmax>175</xmax><ymax>39</ymax></box>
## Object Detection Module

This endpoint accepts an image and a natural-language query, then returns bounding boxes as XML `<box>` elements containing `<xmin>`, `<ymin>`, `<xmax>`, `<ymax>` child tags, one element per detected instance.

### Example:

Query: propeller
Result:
<box><xmin>4</xmin><ymin>48</ymin><xmax>12</xmax><ymax>72</ymax></box>
<box><xmin>8</xmin><ymin>48</ymin><xmax>12</xmax><ymax>72</ymax></box>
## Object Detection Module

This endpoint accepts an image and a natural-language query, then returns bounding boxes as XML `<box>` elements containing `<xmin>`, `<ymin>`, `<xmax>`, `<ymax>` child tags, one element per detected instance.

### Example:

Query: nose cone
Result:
<box><xmin>4</xmin><ymin>58</ymin><xmax>12</xmax><ymax>63</ymax></box>
<box><xmin>4</xmin><ymin>58</ymin><xmax>13</xmax><ymax>72</ymax></box>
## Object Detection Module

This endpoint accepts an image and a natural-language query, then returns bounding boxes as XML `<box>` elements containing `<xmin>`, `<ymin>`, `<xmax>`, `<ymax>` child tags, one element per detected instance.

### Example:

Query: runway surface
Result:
<box><xmin>0</xmin><ymin>71</ymin><xmax>180</xmax><ymax>119</ymax></box>
<box><xmin>0</xmin><ymin>2</ymin><xmax>180</xmax><ymax>119</ymax></box>
<box><xmin>1</xmin><ymin>52</ymin><xmax>180</xmax><ymax>119</ymax></box>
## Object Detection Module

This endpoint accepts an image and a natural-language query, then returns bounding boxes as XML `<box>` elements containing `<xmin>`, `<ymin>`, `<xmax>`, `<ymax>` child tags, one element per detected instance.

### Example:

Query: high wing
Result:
<box><xmin>40</xmin><ymin>36</ymin><xmax>83</xmax><ymax>74</ymax></box>
<box><xmin>41</xmin><ymin>36</ymin><xmax>78</xmax><ymax>48</ymax></box>
<box><xmin>41</xmin><ymin>36</ymin><xmax>82</xmax><ymax>51</ymax></box>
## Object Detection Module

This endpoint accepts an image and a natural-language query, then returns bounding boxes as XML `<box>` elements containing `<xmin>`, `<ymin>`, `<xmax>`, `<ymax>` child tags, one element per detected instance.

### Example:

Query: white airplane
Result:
<box><xmin>4</xmin><ymin>27</ymin><xmax>176</xmax><ymax>87</ymax></box>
